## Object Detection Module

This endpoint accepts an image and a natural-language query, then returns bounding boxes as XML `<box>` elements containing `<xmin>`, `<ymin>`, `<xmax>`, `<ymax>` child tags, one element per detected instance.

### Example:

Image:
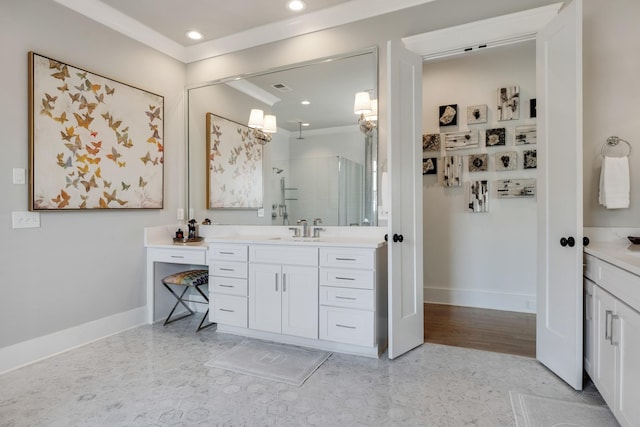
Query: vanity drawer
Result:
<box><xmin>209</xmin><ymin>261</ymin><xmax>247</xmax><ymax>279</ymax></box>
<box><xmin>320</xmin><ymin>267</ymin><xmax>374</xmax><ymax>290</ymax></box>
<box><xmin>319</xmin><ymin>248</ymin><xmax>374</xmax><ymax>269</ymax></box>
<box><xmin>210</xmin><ymin>295</ymin><xmax>247</xmax><ymax>327</ymax></box>
<box><xmin>208</xmin><ymin>244</ymin><xmax>248</xmax><ymax>262</ymax></box>
<box><xmin>150</xmin><ymin>248</ymin><xmax>206</xmax><ymax>265</ymax></box>
<box><xmin>249</xmin><ymin>245</ymin><xmax>318</xmax><ymax>266</ymax></box>
<box><xmin>320</xmin><ymin>286</ymin><xmax>374</xmax><ymax>310</ymax></box>
<box><xmin>210</xmin><ymin>276</ymin><xmax>248</xmax><ymax>296</ymax></box>
<box><xmin>319</xmin><ymin>306</ymin><xmax>374</xmax><ymax>347</ymax></box>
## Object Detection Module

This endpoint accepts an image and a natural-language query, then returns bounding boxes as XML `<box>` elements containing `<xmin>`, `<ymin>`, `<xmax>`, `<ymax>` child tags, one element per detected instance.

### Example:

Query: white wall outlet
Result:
<box><xmin>177</xmin><ymin>208</ymin><xmax>184</xmax><ymax>221</ymax></box>
<box><xmin>12</xmin><ymin>211</ymin><xmax>40</xmax><ymax>229</ymax></box>
<box><xmin>12</xmin><ymin>168</ymin><xmax>26</xmax><ymax>185</ymax></box>
<box><xmin>257</xmin><ymin>208</ymin><xmax>265</xmax><ymax>217</ymax></box>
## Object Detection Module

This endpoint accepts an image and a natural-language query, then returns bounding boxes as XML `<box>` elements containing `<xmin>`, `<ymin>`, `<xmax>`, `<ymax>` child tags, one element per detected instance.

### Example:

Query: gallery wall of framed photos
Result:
<box><xmin>420</xmin><ymin>41</ymin><xmax>538</xmax><ymax>313</ymax></box>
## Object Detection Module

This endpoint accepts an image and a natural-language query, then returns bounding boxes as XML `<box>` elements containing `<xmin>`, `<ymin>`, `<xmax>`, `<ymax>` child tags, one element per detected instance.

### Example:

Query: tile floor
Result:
<box><xmin>0</xmin><ymin>318</ymin><xmax>614</xmax><ymax>426</ymax></box>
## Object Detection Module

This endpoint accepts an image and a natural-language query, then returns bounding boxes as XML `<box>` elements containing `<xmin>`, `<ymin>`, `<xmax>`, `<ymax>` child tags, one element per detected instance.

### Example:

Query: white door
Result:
<box><xmin>386</xmin><ymin>39</ymin><xmax>424</xmax><ymax>359</ymax></box>
<box><xmin>536</xmin><ymin>0</ymin><xmax>584</xmax><ymax>390</ymax></box>
<box><xmin>281</xmin><ymin>265</ymin><xmax>318</xmax><ymax>339</ymax></box>
<box><xmin>248</xmin><ymin>263</ymin><xmax>281</xmax><ymax>333</ymax></box>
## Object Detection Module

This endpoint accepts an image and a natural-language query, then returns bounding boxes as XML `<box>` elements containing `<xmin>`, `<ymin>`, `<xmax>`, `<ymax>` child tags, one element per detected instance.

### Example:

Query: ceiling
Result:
<box><xmin>53</xmin><ymin>0</ymin><xmax>436</xmax><ymax>63</ymax></box>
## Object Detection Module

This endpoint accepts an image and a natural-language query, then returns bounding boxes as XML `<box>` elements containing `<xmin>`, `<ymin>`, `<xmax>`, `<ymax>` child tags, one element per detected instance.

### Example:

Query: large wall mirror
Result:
<box><xmin>187</xmin><ymin>49</ymin><xmax>378</xmax><ymax>226</ymax></box>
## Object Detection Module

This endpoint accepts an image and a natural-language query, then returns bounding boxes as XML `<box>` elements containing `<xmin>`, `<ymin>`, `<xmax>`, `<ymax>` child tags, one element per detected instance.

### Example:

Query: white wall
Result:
<box><xmin>0</xmin><ymin>1</ymin><xmax>185</xmax><ymax>355</ymax></box>
<box><xmin>422</xmin><ymin>42</ymin><xmax>537</xmax><ymax>313</ymax></box>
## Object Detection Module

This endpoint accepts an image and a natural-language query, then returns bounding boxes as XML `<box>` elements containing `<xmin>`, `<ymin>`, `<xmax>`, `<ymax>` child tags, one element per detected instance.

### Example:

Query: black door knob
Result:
<box><xmin>384</xmin><ymin>234</ymin><xmax>388</xmax><ymax>242</ymax></box>
<box><xmin>583</xmin><ymin>237</ymin><xmax>590</xmax><ymax>247</ymax></box>
<box><xmin>560</xmin><ymin>237</ymin><xmax>576</xmax><ymax>247</ymax></box>
<box><xmin>392</xmin><ymin>233</ymin><xmax>404</xmax><ymax>243</ymax></box>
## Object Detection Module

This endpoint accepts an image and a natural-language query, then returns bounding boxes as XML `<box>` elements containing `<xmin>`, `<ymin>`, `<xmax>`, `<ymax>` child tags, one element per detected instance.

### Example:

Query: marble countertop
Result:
<box><xmin>584</xmin><ymin>241</ymin><xmax>640</xmax><ymax>277</ymax></box>
<box><xmin>206</xmin><ymin>235</ymin><xmax>386</xmax><ymax>248</ymax></box>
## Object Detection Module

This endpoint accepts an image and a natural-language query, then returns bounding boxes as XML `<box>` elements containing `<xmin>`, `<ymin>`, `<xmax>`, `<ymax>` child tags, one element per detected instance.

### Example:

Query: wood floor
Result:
<box><xmin>424</xmin><ymin>303</ymin><xmax>536</xmax><ymax>358</ymax></box>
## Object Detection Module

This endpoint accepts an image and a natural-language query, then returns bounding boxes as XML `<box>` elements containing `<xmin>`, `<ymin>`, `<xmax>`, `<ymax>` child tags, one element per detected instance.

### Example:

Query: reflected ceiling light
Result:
<box><xmin>248</xmin><ymin>109</ymin><xmax>277</xmax><ymax>143</ymax></box>
<box><xmin>354</xmin><ymin>91</ymin><xmax>377</xmax><ymax>135</ymax></box>
<box><xmin>185</xmin><ymin>30</ymin><xmax>203</xmax><ymax>40</ymax></box>
<box><xmin>301</xmin><ymin>123</ymin><xmax>310</xmax><ymax>127</ymax></box>
<box><xmin>287</xmin><ymin>0</ymin><xmax>306</xmax><ymax>12</ymax></box>
<box><xmin>301</xmin><ymin>100</ymin><xmax>310</xmax><ymax>105</ymax></box>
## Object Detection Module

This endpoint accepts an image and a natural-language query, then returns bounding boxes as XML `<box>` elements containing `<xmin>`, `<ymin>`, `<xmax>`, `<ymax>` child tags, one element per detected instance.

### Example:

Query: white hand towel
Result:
<box><xmin>599</xmin><ymin>156</ymin><xmax>630</xmax><ymax>209</ymax></box>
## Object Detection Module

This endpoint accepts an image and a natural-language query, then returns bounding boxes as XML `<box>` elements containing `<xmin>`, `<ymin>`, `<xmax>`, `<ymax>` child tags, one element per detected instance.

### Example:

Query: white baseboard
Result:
<box><xmin>425</xmin><ymin>286</ymin><xmax>536</xmax><ymax>314</ymax></box>
<box><xmin>0</xmin><ymin>307</ymin><xmax>146</xmax><ymax>375</ymax></box>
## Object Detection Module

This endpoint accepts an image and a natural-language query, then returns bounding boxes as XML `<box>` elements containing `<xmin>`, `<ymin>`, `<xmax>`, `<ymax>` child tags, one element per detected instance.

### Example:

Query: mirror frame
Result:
<box><xmin>185</xmin><ymin>47</ymin><xmax>379</xmax><ymax>225</ymax></box>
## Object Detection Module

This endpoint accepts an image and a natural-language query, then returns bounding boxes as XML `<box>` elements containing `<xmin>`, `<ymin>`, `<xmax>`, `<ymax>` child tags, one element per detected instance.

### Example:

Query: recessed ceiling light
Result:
<box><xmin>186</xmin><ymin>30</ymin><xmax>203</xmax><ymax>40</ymax></box>
<box><xmin>301</xmin><ymin>100</ymin><xmax>310</xmax><ymax>105</ymax></box>
<box><xmin>287</xmin><ymin>0</ymin><xmax>306</xmax><ymax>12</ymax></box>
<box><xmin>302</xmin><ymin>123</ymin><xmax>310</xmax><ymax>127</ymax></box>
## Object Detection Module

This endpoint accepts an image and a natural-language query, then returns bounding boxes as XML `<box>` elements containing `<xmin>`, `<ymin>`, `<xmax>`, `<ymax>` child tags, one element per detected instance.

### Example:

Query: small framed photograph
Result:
<box><xmin>422</xmin><ymin>157</ymin><xmax>437</xmax><ymax>175</ymax></box>
<box><xmin>523</xmin><ymin>150</ymin><xmax>537</xmax><ymax>169</ymax></box>
<box><xmin>515</xmin><ymin>124</ymin><xmax>537</xmax><ymax>145</ymax></box>
<box><xmin>443</xmin><ymin>155</ymin><xmax>462</xmax><ymax>187</ymax></box>
<box><xmin>486</xmin><ymin>128</ymin><xmax>506</xmax><ymax>147</ymax></box>
<box><xmin>439</xmin><ymin>104</ymin><xmax>458</xmax><ymax>126</ymax></box>
<box><xmin>496</xmin><ymin>178</ymin><xmax>536</xmax><ymax>198</ymax></box>
<box><xmin>468</xmin><ymin>154</ymin><xmax>488</xmax><ymax>172</ymax></box>
<box><xmin>444</xmin><ymin>130</ymin><xmax>479</xmax><ymax>151</ymax></box>
<box><xmin>495</xmin><ymin>151</ymin><xmax>517</xmax><ymax>171</ymax></box>
<box><xmin>422</xmin><ymin>133</ymin><xmax>441</xmax><ymax>152</ymax></box>
<box><xmin>497</xmin><ymin>86</ymin><xmax>520</xmax><ymax>121</ymax></box>
<box><xmin>467</xmin><ymin>104</ymin><xmax>488</xmax><ymax>125</ymax></box>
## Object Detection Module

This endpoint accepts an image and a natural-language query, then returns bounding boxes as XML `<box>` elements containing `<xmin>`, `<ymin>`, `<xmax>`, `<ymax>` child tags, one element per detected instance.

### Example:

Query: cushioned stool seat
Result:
<box><xmin>161</xmin><ymin>269</ymin><xmax>215</xmax><ymax>331</ymax></box>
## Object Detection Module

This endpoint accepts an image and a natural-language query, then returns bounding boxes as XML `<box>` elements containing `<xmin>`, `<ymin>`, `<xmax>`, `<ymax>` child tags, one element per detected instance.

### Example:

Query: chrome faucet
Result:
<box><xmin>312</xmin><ymin>218</ymin><xmax>324</xmax><ymax>238</ymax></box>
<box><xmin>288</xmin><ymin>226</ymin><xmax>300</xmax><ymax>237</ymax></box>
<box><xmin>297</xmin><ymin>219</ymin><xmax>309</xmax><ymax>237</ymax></box>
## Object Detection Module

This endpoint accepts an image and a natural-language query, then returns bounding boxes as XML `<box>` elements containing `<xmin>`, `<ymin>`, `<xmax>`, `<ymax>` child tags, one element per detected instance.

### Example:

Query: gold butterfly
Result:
<box><xmin>40</xmin><ymin>100</ymin><xmax>53</xmax><ymax>117</ymax></box>
<box><xmin>117</xmin><ymin>161</ymin><xmax>126</xmax><ymax>168</ymax></box>
<box><xmin>146</xmin><ymin>136</ymin><xmax>158</xmax><ymax>144</ymax></box>
<box><xmin>73</xmin><ymin>112</ymin><xmax>93</xmax><ymax>129</ymax></box>
<box><xmin>99</xmin><ymin>198</ymin><xmax>108</xmax><ymax>208</ymax></box>
<box><xmin>121</xmin><ymin>181</ymin><xmax>130</xmax><ymax>190</ymax></box>
<box><xmin>51</xmin><ymin>65</ymin><xmax>70</xmax><ymax>81</ymax></box>
<box><xmin>68</xmin><ymin>92</ymin><xmax>81</xmax><ymax>103</ymax></box>
<box><xmin>140</xmin><ymin>151</ymin><xmax>152</xmax><ymax>165</ymax></box>
<box><xmin>138</xmin><ymin>176</ymin><xmax>147</xmax><ymax>188</ymax></box>
<box><xmin>121</xmin><ymin>138</ymin><xmax>133</xmax><ymax>148</ymax></box>
<box><xmin>103</xmin><ymin>189</ymin><xmax>117</xmax><ymax>204</ymax></box>
<box><xmin>48</xmin><ymin>60</ymin><xmax>61</xmax><ymax>70</ymax></box>
<box><xmin>52</xmin><ymin>189</ymin><xmax>71</xmax><ymax>208</ymax></box>
<box><xmin>64</xmin><ymin>137</ymin><xmax>82</xmax><ymax>153</ymax></box>
<box><xmin>53</xmin><ymin>112</ymin><xmax>68</xmax><ymax>124</ymax></box>
<box><xmin>77</xmin><ymin>163</ymin><xmax>89</xmax><ymax>178</ymax></box>
<box><xmin>145</xmin><ymin>107</ymin><xmax>161</xmax><ymax>121</ymax></box>
<box><xmin>115</xmin><ymin>198</ymin><xmax>127</xmax><ymax>206</ymax></box>
<box><xmin>60</xmin><ymin>126</ymin><xmax>75</xmax><ymax>141</ymax></box>
<box><xmin>157</xmin><ymin>143</ymin><xmax>163</xmax><ymax>152</ymax></box>
<box><xmin>107</xmin><ymin>147</ymin><xmax>121</xmax><ymax>163</ymax></box>
<box><xmin>86</xmin><ymin>156</ymin><xmax>100</xmax><ymax>165</ymax></box>
<box><xmin>81</xmin><ymin>175</ymin><xmax>97</xmax><ymax>192</ymax></box>
<box><xmin>57</xmin><ymin>83</ymin><xmax>69</xmax><ymax>92</ymax></box>
<box><xmin>76</xmin><ymin>71</ymin><xmax>87</xmax><ymax>79</ymax></box>
<box><xmin>94</xmin><ymin>167</ymin><xmax>102</xmax><ymax>178</ymax></box>
<box><xmin>76</xmin><ymin>153</ymin><xmax>88</xmax><ymax>163</ymax></box>
<box><xmin>94</xmin><ymin>93</ymin><xmax>104</xmax><ymax>104</ymax></box>
<box><xmin>56</xmin><ymin>153</ymin><xmax>72</xmax><ymax>168</ymax></box>
<box><xmin>78</xmin><ymin>96</ymin><xmax>97</xmax><ymax>114</ymax></box>
<box><xmin>79</xmin><ymin>199</ymin><xmax>87</xmax><ymax>209</ymax></box>
<box><xmin>103</xmin><ymin>179</ymin><xmax>111</xmax><ymax>188</ymax></box>
<box><xmin>86</xmin><ymin>144</ymin><xmax>100</xmax><ymax>156</ymax></box>
<box><xmin>105</xmin><ymin>85</ymin><xmax>115</xmax><ymax>95</ymax></box>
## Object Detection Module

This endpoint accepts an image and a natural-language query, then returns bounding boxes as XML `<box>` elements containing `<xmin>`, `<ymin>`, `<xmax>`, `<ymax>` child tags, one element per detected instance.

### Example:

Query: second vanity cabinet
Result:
<box><xmin>208</xmin><ymin>243</ymin><xmax>248</xmax><ymax>327</ymax></box>
<box><xmin>248</xmin><ymin>245</ymin><xmax>318</xmax><ymax>339</ymax></box>
<box><xmin>584</xmin><ymin>252</ymin><xmax>640</xmax><ymax>427</ymax></box>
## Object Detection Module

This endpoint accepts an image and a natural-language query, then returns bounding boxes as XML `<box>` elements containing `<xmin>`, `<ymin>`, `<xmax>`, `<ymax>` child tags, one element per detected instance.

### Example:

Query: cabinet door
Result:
<box><xmin>248</xmin><ymin>263</ymin><xmax>282</xmax><ymax>334</ymax></box>
<box><xmin>281</xmin><ymin>265</ymin><xmax>318</xmax><ymax>339</ymax></box>
<box><xmin>594</xmin><ymin>287</ymin><xmax>617</xmax><ymax>407</ymax></box>
<box><xmin>615</xmin><ymin>302</ymin><xmax>640</xmax><ymax>426</ymax></box>
<box><xmin>584</xmin><ymin>279</ymin><xmax>595</xmax><ymax>377</ymax></box>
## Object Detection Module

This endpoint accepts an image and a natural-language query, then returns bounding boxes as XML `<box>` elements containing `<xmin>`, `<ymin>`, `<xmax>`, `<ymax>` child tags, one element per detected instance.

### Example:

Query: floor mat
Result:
<box><xmin>510</xmin><ymin>391</ymin><xmax>619</xmax><ymax>427</ymax></box>
<box><xmin>205</xmin><ymin>339</ymin><xmax>331</xmax><ymax>386</ymax></box>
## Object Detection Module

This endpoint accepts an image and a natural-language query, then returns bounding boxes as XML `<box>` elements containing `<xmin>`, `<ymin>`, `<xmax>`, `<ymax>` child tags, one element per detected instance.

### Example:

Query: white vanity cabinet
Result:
<box><xmin>208</xmin><ymin>243</ymin><xmax>248</xmax><ymax>327</ymax></box>
<box><xmin>318</xmin><ymin>246</ymin><xmax>387</xmax><ymax>350</ymax></box>
<box><xmin>584</xmin><ymin>253</ymin><xmax>640</xmax><ymax>427</ymax></box>
<box><xmin>248</xmin><ymin>245</ymin><xmax>318</xmax><ymax>339</ymax></box>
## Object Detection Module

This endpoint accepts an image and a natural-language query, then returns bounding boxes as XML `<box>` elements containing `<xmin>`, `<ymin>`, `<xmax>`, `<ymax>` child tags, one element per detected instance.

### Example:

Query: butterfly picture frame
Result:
<box><xmin>206</xmin><ymin>113</ymin><xmax>264</xmax><ymax>209</ymax></box>
<box><xmin>29</xmin><ymin>52</ymin><xmax>164</xmax><ymax>210</ymax></box>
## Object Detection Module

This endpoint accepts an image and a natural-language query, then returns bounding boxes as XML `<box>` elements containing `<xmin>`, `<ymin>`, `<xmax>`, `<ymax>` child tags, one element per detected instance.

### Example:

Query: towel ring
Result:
<box><xmin>601</xmin><ymin>136</ymin><xmax>631</xmax><ymax>158</ymax></box>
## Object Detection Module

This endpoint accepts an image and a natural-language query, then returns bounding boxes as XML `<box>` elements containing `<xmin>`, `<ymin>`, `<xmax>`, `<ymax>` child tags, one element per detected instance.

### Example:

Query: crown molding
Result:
<box><xmin>54</xmin><ymin>0</ymin><xmax>436</xmax><ymax>64</ymax></box>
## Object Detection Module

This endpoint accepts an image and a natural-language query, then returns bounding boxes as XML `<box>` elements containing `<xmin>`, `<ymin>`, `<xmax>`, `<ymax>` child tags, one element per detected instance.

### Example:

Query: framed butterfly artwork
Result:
<box><xmin>206</xmin><ymin>113</ymin><xmax>264</xmax><ymax>209</ymax></box>
<box><xmin>28</xmin><ymin>52</ymin><xmax>164</xmax><ymax>210</ymax></box>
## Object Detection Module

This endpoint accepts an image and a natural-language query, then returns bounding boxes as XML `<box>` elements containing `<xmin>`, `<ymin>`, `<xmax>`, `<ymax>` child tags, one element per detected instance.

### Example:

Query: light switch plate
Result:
<box><xmin>12</xmin><ymin>211</ymin><xmax>40</xmax><ymax>228</ymax></box>
<box><xmin>13</xmin><ymin>168</ymin><xmax>26</xmax><ymax>184</ymax></box>
<box><xmin>257</xmin><ymin>208</ymin><xmax>265</xmax><ymax>217</ymax></box>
